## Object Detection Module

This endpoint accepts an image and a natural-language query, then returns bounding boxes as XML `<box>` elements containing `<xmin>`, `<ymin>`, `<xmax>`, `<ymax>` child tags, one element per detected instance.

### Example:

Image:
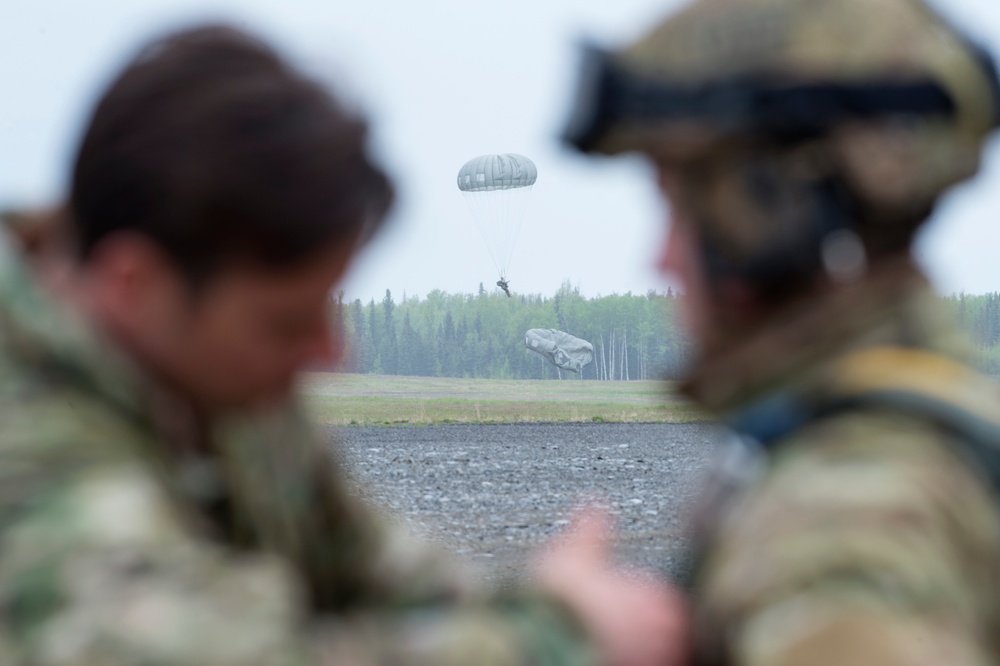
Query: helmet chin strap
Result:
<box><xmin>697</xmin><ymin>173</ymin><xmax>859</xmax><ymax>301</ymax></box>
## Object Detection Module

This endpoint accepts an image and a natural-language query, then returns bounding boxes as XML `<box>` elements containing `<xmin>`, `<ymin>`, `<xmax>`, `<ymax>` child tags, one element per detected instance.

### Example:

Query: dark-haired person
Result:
<box><xmin>0</xmin><ymin>26</ymin><xmax>684</xmax><ymax>666</ymax></box>
<box><xmin>564</xmin><ymin>0</ymin><xmax>1000</xmax><ymax>663</ymax></box>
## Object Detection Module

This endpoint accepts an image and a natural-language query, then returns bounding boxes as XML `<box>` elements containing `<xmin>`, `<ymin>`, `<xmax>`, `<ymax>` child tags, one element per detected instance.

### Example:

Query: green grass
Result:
<box><xmin>299</xmin><ymin>373</ymin><xmax>705</xmax><ymax>426</ymax></box>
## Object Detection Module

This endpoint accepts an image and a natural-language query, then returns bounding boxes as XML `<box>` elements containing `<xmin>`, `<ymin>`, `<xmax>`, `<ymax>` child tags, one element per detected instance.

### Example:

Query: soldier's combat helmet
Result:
<box><xmin>564</xmin><ymin>0</ymin><xmax>1000</xmax><ymax>293</ymax></box>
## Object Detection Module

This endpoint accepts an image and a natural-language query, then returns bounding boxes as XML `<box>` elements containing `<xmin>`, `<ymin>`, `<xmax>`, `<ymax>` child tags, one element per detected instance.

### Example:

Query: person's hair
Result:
<box><xmin>69</xmin><ymin>25</ymin><xmax>393</xmax><ymax>283</ymax></box>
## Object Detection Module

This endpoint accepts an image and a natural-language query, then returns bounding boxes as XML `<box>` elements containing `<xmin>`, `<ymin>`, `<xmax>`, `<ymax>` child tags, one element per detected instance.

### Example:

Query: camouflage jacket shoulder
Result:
<box><xmin>686</xmin><ymin>271</ymin><xmax>1000</xmax><ymax>665</ymax></box>
<box><xmin>694</xmin><ymin>408</ymin><xmax>1000</xmax><ymax>665</ymax></box>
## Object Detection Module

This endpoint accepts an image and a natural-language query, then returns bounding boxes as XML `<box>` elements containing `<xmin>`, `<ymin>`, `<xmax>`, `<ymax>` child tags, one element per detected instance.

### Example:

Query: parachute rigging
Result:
<box><xmin>457</xmin><ymin>153</ymin><xmax>537</xmax><ymax>282</ymax></box>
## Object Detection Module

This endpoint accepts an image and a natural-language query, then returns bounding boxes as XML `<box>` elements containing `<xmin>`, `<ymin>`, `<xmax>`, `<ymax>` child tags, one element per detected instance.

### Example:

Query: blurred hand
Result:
<box><xmin>533</xmin><ymin>509</ymin><xmax>689</xmax><ymax>666</ymax></box>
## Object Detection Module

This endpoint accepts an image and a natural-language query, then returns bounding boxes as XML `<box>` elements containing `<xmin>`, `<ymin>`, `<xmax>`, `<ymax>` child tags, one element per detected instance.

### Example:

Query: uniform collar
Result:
<box><xmin>0</xmin><ymin>228</ymin><xmax>157</xmax><ymax>431</ymax></box>
<box><xmin>681</xmin><ymin>259</ymin><xmax>971</xmax><ymax>417</ymax></box>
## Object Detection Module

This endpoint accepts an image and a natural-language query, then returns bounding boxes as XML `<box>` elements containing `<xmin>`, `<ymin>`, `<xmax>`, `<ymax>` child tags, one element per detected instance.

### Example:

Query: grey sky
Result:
<box><xmin>2</xmin><ymin>0</ymin><xmax>1000</xmax><ymax>302</ymax></box>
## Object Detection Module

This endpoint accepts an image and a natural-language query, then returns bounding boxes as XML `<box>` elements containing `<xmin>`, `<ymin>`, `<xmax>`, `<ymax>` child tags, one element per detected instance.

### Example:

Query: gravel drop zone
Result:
<box><xmin>329</xmin><ymin>422</ymin><xmax>721</xmax><ymax>582</ymax></box>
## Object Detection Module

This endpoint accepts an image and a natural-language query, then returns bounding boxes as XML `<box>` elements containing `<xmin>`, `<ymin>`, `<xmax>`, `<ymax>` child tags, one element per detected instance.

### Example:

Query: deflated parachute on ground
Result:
<box><xmin>524</xmin><ymin>329</ymin><xmax>594</xmax><ymax>373</ymax></box>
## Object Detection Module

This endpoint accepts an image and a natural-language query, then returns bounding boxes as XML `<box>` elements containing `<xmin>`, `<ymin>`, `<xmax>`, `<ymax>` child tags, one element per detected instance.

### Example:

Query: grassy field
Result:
<box><xmin>300</xmin><ymin>373</ymin><xmax>705</xmax><ymax>425</ymax></box>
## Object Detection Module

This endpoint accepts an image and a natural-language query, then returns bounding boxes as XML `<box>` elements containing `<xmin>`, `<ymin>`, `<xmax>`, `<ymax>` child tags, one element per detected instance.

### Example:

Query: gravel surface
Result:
<box><xmin>329</xmin><ymin>422</ymin><xmax>721</xmax><ymax>582</ymax></box>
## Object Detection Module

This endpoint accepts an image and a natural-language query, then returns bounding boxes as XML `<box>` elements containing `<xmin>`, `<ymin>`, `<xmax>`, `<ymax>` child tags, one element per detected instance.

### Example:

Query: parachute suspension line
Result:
<box><xmin>490</xmin><ymin>185</ymin><xmax>504</xmax><ymax>274</ymax></box>
<box><xmin>504</xmin><ymin>186</ymin><xmax>533</xmax><ymax>279</ymax></box>
<box><xmin>486</xmin><ymin>189</ymin><xmax>504</xmax><ymax>279</ymax></box>
<box><xmin>499</xmin><ymin>182</ymin><xmax>514</xmax><ymax>276</ymax></box>
<box><xmin>468</xmin><ymin>188</ymin><xmax>510</xmax><ymax>281</ymax></box>
<box><xmin>462</xmin><ymin>190</ymin><xmax>503</xmax><ymax>279</ymax></box>
<box><xmin>495</xmin><ymin>187</ymin><xmax>512</xmax><ymax>280</ymax></box>
<box><xmin>484</xmin><ymin>185</ymin><xmax>531</xmax><ymax>280</ymax></box>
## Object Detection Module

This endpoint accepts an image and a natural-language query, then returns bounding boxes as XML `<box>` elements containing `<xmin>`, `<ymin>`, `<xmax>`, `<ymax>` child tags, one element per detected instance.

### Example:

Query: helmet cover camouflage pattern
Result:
<box><xmin>565</xmin><ymin>0</ymin><xmax>1000</xmax><ymax>263</ymax></box>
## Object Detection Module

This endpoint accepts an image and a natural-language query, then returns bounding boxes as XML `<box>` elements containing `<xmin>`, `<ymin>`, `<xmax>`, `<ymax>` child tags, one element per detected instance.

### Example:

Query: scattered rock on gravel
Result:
<box><xmin>329</xmin><ymin>422</ymin><xmax>721</xmax><ymax>582</ymax></box>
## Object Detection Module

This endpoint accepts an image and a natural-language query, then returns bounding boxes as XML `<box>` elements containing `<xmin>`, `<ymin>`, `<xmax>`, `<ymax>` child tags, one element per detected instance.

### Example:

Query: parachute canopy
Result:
<box><xmin>457</xmin><ymin>154</ymin><xmax>537</xmax><ymax>280</ymax></box>
<box><xmin>457</xmin><ymin>153</ymin><xmax>537</xmax><ymax>192</ymax></box>
<box><xmin>524</xmin><ymin>328</ymin><xmax>594</xmax><ymax>374</ymax></box>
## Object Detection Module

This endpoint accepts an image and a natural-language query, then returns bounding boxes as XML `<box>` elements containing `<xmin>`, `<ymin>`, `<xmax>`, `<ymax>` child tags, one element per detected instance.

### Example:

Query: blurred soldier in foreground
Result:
<box><xmin>566</xmin><ymin>0</ymin><xmax>1000</xmax><ymax>662</ymax></box>
<box><xmin>0</xmin><ymin>26</ymin><xmax>685</xmax><ymax>666</ymax></box>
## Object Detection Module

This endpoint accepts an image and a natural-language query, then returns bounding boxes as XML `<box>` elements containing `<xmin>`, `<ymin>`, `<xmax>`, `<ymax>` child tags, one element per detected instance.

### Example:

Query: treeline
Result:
<box><xmin>329</xmin><ymin>287</ymin><xmax>1000</xmax><ymax>380</ymax></box>
<box><xmin>950</xmin><ymin>293</ymin><xmax>1000</xmax><ymax>374</ymax></box>
<box><xmin>333</xmin><ymin>283</ymin><xmax>692</xmax><ymax>380</ymax></box>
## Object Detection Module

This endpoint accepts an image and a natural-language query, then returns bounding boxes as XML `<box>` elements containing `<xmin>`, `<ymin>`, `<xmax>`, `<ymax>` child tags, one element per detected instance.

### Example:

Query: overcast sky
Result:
<box><xmin>3</xmin><ymin>0</ymin><xmax>1000</xmax><ymax>302</ymax></box>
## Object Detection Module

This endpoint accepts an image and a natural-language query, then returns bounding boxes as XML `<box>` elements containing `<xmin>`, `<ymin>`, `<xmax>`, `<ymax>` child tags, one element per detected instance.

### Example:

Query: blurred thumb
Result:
<box><xmin>561</xmin><ymin>507</ymin><xmax>614</xmax><ymax>556</ymax></box>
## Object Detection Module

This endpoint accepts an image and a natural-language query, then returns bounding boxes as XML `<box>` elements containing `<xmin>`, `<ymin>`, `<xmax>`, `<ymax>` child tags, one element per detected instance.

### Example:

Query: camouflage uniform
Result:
<box><xmin>562</xmin><ymin>0</ymin><xmax>1000</xmax><ymax>660</ymax></box>
<box><xmin>0</xmin><ymin>227</ymin><xmax>596</xmax><ymax>665</ymax></box>
<box><xmin>683</xmin><ymin>263</ymin><xmax>1000</xmax><ymax>665</ymax></box>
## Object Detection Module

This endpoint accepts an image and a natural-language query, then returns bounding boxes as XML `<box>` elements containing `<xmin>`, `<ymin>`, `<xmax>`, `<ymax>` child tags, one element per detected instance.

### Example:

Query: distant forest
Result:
<box><xmin>330</xmin><ymin>285</ymin><xmax>1000</xmax><ymax>380</ymax></box>
<box><xmin>954</xmin><ymin>292</ymin><xmax>1000</xmax><ymax>374</ymax></box>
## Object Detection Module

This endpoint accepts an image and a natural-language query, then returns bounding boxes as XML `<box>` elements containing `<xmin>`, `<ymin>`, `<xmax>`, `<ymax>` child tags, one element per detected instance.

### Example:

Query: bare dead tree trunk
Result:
<box><xmin>610</xmin><ymin>329</ymin><xmax>616</xmax><ymax>381</ymax></box>
<box><xmin>611</xmin><ymin>331</ymin><xmax>619</xmax><ymax>379</ymax></box>
<box><xmin>597</xmin><ymin>334</ymin><xmax>602</xmax><ymax>381</ymax></box>
<box><xmin>600</xmin><ymin>333</ymin><xmax>607</xmax><ymax>381</ymax></box>
<box><xmin>624</xmin><ymin>330</ymin><xmax>630</xmax><ymax>381</ymax></box>
<box><xmin>619</xmin><ymin>334</ymin><xmax>625</xmax><ymax>381</ymax></box>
